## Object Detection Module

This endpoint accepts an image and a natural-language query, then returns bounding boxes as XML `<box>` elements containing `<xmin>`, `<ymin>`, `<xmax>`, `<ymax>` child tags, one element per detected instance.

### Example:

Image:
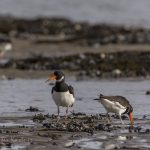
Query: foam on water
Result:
<box><xmin>75</xmin><ymin>138</ymin><xmax>102</xmax><ymax>149</ymax></box>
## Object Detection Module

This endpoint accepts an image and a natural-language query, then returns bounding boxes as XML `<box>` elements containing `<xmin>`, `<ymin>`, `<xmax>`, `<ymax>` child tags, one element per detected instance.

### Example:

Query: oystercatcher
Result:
<box><xmin>94</xmin><ymin>94</ymin><xmax>133</xmax><ymax>126</ymax></box>
<box><xmin>46</xmin><ymin>71</ymin><xmax>75</xmax><ymax>118</ymax></box>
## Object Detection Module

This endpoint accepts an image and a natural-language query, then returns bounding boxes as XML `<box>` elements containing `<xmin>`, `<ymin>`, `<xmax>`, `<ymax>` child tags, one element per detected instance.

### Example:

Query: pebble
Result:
<box><xmin>145</xmin><ymin>91</ymin><xmax>150</xmax><ymax>95</ymax></box>
<box><xmin>65</xmin><ymin>140</ymin><xmax>75</xmax><ymax>148</ymax></box>
<box><xmin>112</xmin><ymin>69</ymin><xmax>122</xmax><ymax>77</ymax></box>
<box><xmin>104</xmin><ymin>143</ymin><xmax>118</xmax><ymax>150</ymax></box>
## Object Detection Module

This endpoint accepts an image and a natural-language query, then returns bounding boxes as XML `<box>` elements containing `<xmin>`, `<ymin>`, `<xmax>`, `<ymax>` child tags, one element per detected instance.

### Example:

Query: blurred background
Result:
<box><xmin>0</xmin><ymin>0</ymin><xmax>149</xmax><ymax>117</ymax></box>
<box><xmin>0</xmin><ymin>0</ymin><xmax>150</xmax><ymax>78</ymax></box>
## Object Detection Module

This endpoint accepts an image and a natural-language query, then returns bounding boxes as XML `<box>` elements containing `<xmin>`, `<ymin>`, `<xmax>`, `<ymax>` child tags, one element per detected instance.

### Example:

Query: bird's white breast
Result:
<box><xmin>101</xmin><ymin>98</ymin><xmax>126</xmax><ymax>115</ymax></box>
<box><xmin>52</xmin><ymin>91</ymin><xmax>75</xmax><ymax>107</ymax></box>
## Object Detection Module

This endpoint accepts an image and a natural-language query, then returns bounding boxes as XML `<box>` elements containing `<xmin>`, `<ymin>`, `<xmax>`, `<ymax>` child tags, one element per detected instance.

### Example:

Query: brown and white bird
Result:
<box><xmin>94</xmin><ymin>94</ymin><xmax>133</xmax><ymax>126</ymax></box>
<box><xmin>46</xmin><ymin>71</ymin><xmax>75</xmax><ymax>118</ymax></box>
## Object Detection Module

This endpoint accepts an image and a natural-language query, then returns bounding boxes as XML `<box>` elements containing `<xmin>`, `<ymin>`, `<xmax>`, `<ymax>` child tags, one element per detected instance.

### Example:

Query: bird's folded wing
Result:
<box><xmin>68</xmin><ymin>85</ymin><xmax>75</xmax><ymax>97</ymax></box>
<box><xmin>114</xmin><ymin>101</ymin><xmax>126</xmax><ymax>109</ymax></box>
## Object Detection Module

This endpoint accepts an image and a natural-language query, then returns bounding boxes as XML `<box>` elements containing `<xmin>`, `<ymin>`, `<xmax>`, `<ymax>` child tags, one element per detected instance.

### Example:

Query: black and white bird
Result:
<box><xmin>46</xmin><ymin>71</ymin><xmax>75</xmax><ymax>118</ymax></box>
<box><xmin>94</xmin><ymin>94</ymin><xmax>133</xmax><ymax>126</ymax></box>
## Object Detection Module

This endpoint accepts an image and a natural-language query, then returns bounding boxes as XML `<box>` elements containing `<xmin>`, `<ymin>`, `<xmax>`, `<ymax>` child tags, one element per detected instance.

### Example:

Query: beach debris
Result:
<box><xmin>33</xmin><ymin>113</ymin><xmax>47</xmax><ymax>122</ymax></box>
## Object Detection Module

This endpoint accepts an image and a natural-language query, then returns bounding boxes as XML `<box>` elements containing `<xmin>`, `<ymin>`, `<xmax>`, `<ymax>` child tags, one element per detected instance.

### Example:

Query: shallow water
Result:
<box><xmin>0</xmin><ymin>78</ymin><xmax>149</xmax><ymax>117</ymax></box>
<box><xmin>0</xmin><ymin>144</ymin><xmax>27</xmax><ymax>150</ymax></box>
<box><xmin>1</xmin><ymin>0</ymin><xmax>150</xmax><ymax>28</ymax></box>
<box><xmin>74</xmin><ymin>131</ymin><xmax>150</xmax><ymax>149</ymax></box>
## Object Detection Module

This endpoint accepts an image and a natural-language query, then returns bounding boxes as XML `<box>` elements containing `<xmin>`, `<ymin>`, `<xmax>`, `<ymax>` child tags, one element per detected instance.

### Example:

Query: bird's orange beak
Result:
<box><xmin>129</xmin><ymin>112</ymin><xmax>133</xmax><ymax>127</ymax></box>
<box><xmin>45</xmin><ymin>74</ymin><xmax>56</xmax><ymax>82</ymax></box>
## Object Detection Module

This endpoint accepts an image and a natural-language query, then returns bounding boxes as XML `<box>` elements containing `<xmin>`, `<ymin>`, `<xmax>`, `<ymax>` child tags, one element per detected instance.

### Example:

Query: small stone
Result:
<box><xmin>145</xmin><ymin>91</ymin><xmax>150</xmax><ymax>95</ymax></box>
<box><xmin>5</xmin><ymin>142</ymin><xmax>12</xmax><ymax>148</ymax></box>
<box><xmin>52</xmin><ymin>142</ymin><xmax>57</xmax><ymax>145</ymax></box>
<box><xmin>134</xmin><ymin>126</ymin><xmax>141</xmax><ymax>133</ymax></box>
<box><xmin>145</xmin><ymin>129</ymin><xmax>150</xmax><ymax>133</ymax></box>
<box><xmin>112</xmin><ymin>69</ymin><xmax>122</xmax><ymax>77</ymax></box>
<box><xmin>116</xmin><ymin>136</ymin><xmax>127</xmax><ymax>141</ymax></box>
<box><xmin>100</xmin><ymin>53</ymin><xmax>106</xmax><ymax>59</ymax></box>
<box><xmin>65</xmin><ymin>140</ymin><xmax>75</xmax><ymax>148</ymax></box>
<box><xmin>128</xmin><ymin>126</ymin><xmax>133</xmax><ymax>133</ymax></box>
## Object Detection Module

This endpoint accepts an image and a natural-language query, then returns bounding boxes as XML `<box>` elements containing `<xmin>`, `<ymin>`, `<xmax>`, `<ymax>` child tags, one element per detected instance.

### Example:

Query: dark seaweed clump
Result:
<box><xmin>33</xmin><ymin>113</ymin><xmax>125</xmax><ymax>133</ymax></box>
<box><xmin>1</xmin><ymin>17</ymin><xmax>150</xmax><ymax>78</ymax></box>
<box><xmin>1</xmin><ymin>51</ymin><xmax>150</xmax><ymax>78</ymax></box>
<box><xmin>1</xmin><ymin>17</ymin><xmax>150</xmax><ymax>46</ymax></box>
<box><xmin>32</xmin><ymin>113</ymin><xmax>150</xmax><ymax>134</ymax></box>
<box><xmin>25</xmin><ymin>106</ymin><xmax>40</xmax><ymax>112</ymax></box>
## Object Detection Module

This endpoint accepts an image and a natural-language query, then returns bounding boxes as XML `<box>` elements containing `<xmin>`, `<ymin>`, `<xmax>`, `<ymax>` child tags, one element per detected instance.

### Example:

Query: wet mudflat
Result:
<box><xmin>0</xmin><ymin>114</ymin><xmax>150</xmax><ymax>150</ymax></box>
<box><xmin>0</xmin><ymin>78</ymin><xmax>150</xmax><ymax>149</ymax></box>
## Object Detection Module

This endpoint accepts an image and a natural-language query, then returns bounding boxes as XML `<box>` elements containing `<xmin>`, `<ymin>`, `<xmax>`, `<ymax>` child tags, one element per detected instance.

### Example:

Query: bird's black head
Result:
<box><xmin>46</xmin><ymin>70</ymin><xmax>65</xmax><ymax>83</ymax></box>
<box><xmin>54</xmin><ymin>71</ymin><xmax>65</xmax><ymax>82</ymax></box>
